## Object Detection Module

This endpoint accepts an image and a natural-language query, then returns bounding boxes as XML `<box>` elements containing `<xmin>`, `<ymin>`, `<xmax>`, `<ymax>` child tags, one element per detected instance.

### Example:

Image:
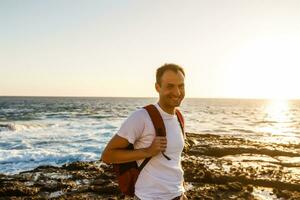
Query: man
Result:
<box><xmin>101</xmin><ymin>64</ymin><xmax>187</xmax><ymax>200</ymax></box>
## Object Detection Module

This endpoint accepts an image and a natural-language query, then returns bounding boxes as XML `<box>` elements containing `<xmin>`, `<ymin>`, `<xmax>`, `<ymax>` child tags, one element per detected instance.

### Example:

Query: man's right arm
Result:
<box><xmin>101</xmin><ymin>134</ymin><xmax>167</xmax><ymax>164</ymax></box>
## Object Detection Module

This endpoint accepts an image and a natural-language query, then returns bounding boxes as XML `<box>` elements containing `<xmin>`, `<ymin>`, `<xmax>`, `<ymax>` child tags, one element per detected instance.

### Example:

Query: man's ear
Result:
<box><xmin>155</xmin><ymin>82</ymin><xmax>160</xmax><ymax>93</ymax></box>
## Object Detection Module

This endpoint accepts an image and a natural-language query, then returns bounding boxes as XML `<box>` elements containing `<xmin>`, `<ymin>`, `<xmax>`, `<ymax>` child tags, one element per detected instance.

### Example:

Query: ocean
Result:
<box><xmin>1</xmin><ymin>97</ymin><xmax>300</xmax><ymax>175</ymax></box>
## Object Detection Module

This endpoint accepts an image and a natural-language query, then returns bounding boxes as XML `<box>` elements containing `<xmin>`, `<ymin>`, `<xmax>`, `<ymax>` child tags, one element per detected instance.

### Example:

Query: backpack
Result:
<box><xmin>113</xmin><ymin>104</ymin><xmax>185</xmax><ymax>197</ymax></box>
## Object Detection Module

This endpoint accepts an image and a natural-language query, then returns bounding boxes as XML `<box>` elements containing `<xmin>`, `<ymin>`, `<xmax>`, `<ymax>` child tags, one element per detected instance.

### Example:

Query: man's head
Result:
<box><xmin>155</xmin><ymin>63</ymin><xmax>185</xmax><ymax>109</ymax></box>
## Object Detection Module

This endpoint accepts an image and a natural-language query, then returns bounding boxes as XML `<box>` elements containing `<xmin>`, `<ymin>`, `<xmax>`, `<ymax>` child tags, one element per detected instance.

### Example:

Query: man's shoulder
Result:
<box><xmin>126</xmin><ymin>107</ymin><xmax>149</xmax><ymax>121</ymax></box>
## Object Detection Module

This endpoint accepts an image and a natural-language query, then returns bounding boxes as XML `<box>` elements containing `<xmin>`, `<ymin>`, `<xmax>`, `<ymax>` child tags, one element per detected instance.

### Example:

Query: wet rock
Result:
<box><xmin>0</xmin><ymin>181</ymin><xmax>39</xmax><ymax>196</ymax></box>
<box><xmin>246</xmin><ymin>185</ymin><xmax>253</xmax><ymax>192</ymax></box>
<box><xmin>89</xmin><ymin>183</ymin><xmax>118</xmax><ymax>195</ymax></box>
<box><xmin>218</xmin><ymin>185</ymin><xmax>229</xmax><ymax>191</ymax></box>
<box><xmin>276</xmin><ymin>190</ymin><xmax>291</xmax><ymax>199</ymax></box>
<box><xmin>62</xmin><ymin>161</ymin><xmax>92</xmax><ymax>171</ymax></box>
<box><xmin>92</xmin><ymin>178</ymin><xmax>110</xmax><ymax>186</ymax></box>
<box><xmin>228</xmin><ymin>182</ymin><xmax>243</xmax><ymax>191</ymax></box>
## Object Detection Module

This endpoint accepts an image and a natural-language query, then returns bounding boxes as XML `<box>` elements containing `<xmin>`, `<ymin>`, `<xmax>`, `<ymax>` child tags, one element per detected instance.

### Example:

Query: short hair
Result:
<box><xmin>156</xmin><ymin>63</ymin><xmax>185</xmax><ymax>85</ymax></box>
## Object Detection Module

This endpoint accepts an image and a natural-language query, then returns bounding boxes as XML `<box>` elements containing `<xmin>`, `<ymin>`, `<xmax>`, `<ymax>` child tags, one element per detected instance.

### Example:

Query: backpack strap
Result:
<box><xmin>137</xmin><ymin>104</ymin><xmax>166</xmax><ymax>171</ymax></box>
<box><xmin>175</xmin><ymin>109</ymin><xmax>185</xmax><ymax>138</ymax></box>
<box><xmin>138</xmin><ymin>156</ymin><xmax>151</xmax><ymax>171</ymax></box>
<box><xmin>144</xmin><ymin>104</ymin><xmax>166</xmax><ymax>137</ymax></box>
<box><xmin>143</xmin><ymin>104</ymin><xmax>171</xmax><ymax>161</ymax></box>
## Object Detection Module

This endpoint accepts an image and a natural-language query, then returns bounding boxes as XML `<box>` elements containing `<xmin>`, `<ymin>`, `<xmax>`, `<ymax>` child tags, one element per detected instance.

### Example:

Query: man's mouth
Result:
<box><xmin>170</xmin><ymin>97</ymin><xmax>180</xmax><ymax>101</ymax></box>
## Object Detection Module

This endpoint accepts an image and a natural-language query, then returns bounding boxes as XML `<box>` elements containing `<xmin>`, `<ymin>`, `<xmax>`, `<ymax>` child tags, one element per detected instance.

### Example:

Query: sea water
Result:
<box><xmin>1</xmin><ymin>97</ymin><xmax>300</xmax><ymax>174</ymax></box>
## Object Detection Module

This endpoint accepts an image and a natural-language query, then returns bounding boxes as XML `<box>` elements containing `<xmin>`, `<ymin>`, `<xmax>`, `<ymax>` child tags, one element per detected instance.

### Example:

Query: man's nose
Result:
<box><xmin>173</xmin><ymin>87</ymin><xmax>181</xmax><ymax>96</ymax></box>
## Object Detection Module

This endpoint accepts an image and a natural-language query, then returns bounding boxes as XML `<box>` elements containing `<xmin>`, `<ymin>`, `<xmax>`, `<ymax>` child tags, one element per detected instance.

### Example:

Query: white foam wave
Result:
<box><xmin>0</xmin><ymin>122</ymin><xmax>55</xmax><ymax>132</ymax></box>
<box><xmin>0</xmin><ymin>149</ymin><xmax>97</xmax><ymax>174</ymax></box>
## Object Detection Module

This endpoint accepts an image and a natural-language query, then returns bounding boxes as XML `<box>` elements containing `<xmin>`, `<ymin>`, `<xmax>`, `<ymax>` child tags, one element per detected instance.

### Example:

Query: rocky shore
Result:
<box><xmin>1</xmin><ymin>133</ymin><xmax>300</xmax><ymax>199</ymax></box>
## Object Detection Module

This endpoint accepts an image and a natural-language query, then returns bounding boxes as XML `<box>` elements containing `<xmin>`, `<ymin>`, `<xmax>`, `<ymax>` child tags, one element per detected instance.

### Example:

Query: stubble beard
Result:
<box><xmin>167</xmin><ymin>95</ymin><xmax>183</xmax><ymax>108</ymax></box>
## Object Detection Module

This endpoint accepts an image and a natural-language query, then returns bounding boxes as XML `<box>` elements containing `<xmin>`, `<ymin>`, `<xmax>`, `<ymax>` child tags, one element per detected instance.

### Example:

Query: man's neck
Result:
<box><xmin>157</xmin><ymin>101</ymin><xmax>176</xmax><ymax>115</ymax></box>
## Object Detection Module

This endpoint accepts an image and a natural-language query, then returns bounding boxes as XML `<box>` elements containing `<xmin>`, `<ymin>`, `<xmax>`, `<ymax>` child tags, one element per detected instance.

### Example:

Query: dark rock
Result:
<box><xmin>246</xmin><ymin>185</ymin><xmax>253</xmax><ymax>192</ymax></box>
<box><xmin>228</xmin><ymin>182</ymin><xmax>243</xmax><ymax>191</ymax></box>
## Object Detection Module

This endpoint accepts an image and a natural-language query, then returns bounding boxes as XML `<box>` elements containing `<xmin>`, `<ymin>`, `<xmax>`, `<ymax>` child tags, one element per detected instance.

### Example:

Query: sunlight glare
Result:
<box><xmin>259</xmin><ymin>99</ymin><xmax>298</xmax><ymax>144</ymax></box>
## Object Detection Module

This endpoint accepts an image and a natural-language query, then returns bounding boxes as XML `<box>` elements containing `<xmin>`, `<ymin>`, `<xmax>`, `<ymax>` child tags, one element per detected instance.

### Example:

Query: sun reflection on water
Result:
<box><xmin>259</xmin><ymin>99</ymin><xmax>298</xmax><ymax>144</ymax></box>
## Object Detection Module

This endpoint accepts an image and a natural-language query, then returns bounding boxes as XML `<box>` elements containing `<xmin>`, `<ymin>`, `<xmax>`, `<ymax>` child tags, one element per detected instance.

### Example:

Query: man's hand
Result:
<box><xmin>146</xmin><ymin>136</ymin><xmax>167</xmax><ymax>157</ymax></box>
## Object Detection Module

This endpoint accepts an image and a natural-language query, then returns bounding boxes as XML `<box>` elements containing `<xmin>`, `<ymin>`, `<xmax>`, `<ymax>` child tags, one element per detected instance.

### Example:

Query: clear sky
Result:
<box><xmin>1</xmin><ymin>0</ymin><xmax>300</xmax><ymax>99</ymax></box>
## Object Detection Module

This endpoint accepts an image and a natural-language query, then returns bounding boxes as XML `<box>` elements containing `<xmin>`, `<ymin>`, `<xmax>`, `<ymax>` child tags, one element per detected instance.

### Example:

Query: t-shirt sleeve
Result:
<box><xmin>116</xmin><ymin>110</ymin><xmax>145</xmax><ymax>144</ymax></box>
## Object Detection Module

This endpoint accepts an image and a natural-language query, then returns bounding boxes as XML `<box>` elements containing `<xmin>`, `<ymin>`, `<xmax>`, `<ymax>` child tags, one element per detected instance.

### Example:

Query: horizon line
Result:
<box><xmin>0</xmin><ymin>95</ymin><xmax>299</xmax><ymax>101</ymax></box>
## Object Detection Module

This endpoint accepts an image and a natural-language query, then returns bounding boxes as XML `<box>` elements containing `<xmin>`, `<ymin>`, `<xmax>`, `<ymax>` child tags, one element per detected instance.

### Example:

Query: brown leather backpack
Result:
<box><xmin>113</xmin><ymin>104</ymin><xmax>185</xmax><ymax>197</ymax></box>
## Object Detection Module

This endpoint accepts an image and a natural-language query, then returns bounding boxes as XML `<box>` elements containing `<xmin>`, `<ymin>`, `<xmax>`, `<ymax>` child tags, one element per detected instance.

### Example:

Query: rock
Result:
<box><xmin>246</xmin><ymin>185</ymin><xmax>253</xmax><ymax>192</ymax></box>
<box><xmin>218</xmin><ymin>185</ymin><xmax>229</xmax><ymax>191</ymax></box>
<box><xmin>228</xmin><ymin>182</ymin><xmax>243</xmax><ymax>191</ymax></box>
<box><xmin>0</xmin><ymin>182</ymin><xmax>39</xmax><ymax>196</ymax></box>
<box><xmin>0</xmin><ymin>132</ymin><xmax>299</xmax><ymax>199</ymax></box>
<box><xmin>63</xmin><ymin>161</ymin><xmax>91</xmax><ymax>171</ymax></box>
<box><xmin>276</xmin><ymin>190</ymin><xmax>291</xmax><ymax>199</ymax></box>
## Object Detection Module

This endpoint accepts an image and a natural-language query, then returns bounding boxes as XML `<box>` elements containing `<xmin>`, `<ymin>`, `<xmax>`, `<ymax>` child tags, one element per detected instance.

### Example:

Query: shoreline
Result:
<box><xmin>1</xmin><ymin>133</ymin><xmax>300</xmax><ymax>199</ymax></box>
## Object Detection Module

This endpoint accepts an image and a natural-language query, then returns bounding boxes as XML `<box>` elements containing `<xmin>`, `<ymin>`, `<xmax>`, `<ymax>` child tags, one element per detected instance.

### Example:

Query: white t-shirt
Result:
<box><xmin>116</xmin><ymin>103</ymin><xmax>185</xmax><ymax>200</ymax></box>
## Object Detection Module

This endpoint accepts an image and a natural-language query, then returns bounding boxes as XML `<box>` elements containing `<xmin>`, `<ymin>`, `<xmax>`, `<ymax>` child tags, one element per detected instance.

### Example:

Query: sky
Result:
<box><xmin>1</xmin><ymin>0</ymin><xmax>300</xmax><ymax>99</ymax></box>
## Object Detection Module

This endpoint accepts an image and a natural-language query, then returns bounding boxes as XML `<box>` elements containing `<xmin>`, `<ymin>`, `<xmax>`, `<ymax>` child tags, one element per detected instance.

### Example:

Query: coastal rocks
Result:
<box><xmin>0</xmin><ymin>161</ymin><xmax>122</xmax><ymax>199</ymax></box>
<box><xmin>0</xmin><ymin>181</ymin><xmax>39</xmax><ymax>196</ymax></box>
<box><xmin>0</xmin><ymin>133</ymin><xmax>300</xmax><ymax>199</ymax></box>
<box><xmin>183</xmin><ymin>133</ymin><xmax>300</xmax><ymax>199</ymax></box>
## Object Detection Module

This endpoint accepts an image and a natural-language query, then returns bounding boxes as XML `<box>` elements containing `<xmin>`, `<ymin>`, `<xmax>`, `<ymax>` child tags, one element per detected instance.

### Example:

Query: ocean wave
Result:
<box><xmin>254</xmin><ymin>120</ymin><xmax>278</xmax><ymax>124</ymax></box>
<box><xmin>45</xmin><ymin>113</ymin><xmax>73</xmax><ymax>119</ymax></box>
<box><xmin>0</xmin><ymin>150</ymin><xmax>97</xmax><ymax>174</ymax></box>
<box><xmin>211</xmin><ymin>129</ymin><xmax>229</xmax><ymax>133</ymax></box>
<box><xmin>0</xmin><ymin>151</ymin><xmax>94</xmax><ymax>165</ymax></box>
<box><xmin>0</xmin><ymin>123</ymin><xmax>16</xmax><ymax>131</ymax></box>
<box><xmin>230</xmin><ymin>128</ymin><xmax>255</xmax><ymax>133</ymax></box>
<box><xmin>0</xmin><ymin>123</ymin><xmax>54</xmax><ymax>132</ymax></box>
<box><xmin>89</xmin><ymin>114</ymin><xmax>113</xmax><ymax>119</ymax></box>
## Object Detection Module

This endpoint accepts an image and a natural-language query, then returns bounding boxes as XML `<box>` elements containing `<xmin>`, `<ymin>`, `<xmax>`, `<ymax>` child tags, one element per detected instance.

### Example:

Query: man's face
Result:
<box><xmin>155</xmin><ymin>70</ymin><xmax>185</xmax><ymax>108</ymax></box>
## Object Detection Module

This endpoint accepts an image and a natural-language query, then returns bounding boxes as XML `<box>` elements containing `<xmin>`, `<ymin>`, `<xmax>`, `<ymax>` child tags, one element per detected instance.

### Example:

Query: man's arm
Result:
<box><xmin>101</xmin><ymin>134</ymin><xmax>167</xmax><ymax>164</ymax></box>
